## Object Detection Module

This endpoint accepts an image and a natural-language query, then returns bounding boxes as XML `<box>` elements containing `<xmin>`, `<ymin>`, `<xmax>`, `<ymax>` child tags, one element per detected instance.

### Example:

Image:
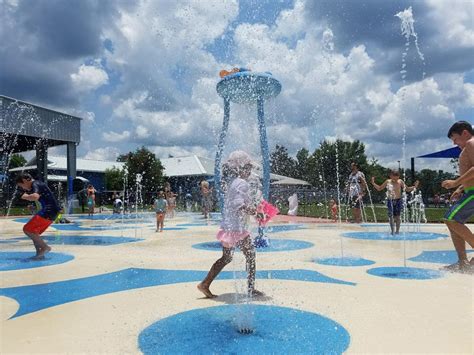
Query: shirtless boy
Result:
<box><xmin>441</xmin><ymin>121</ymin><xmax>474</xmax><ymax>272</ymax></box>
<box><xmin>371</xmin><ymin>170</ymin><xmax>419</xmax><ymax>235</ymax></box>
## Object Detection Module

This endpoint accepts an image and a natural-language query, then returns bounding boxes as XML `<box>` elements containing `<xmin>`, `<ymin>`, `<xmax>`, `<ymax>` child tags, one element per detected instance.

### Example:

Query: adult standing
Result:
<box><xmin>441</xmin><ymin>121</ymin><xmax>474</xmax><ymax>272</ymax></box>
<box><xmin>347</xmin><ymin>162</ymin><xmax>367</xmax><ymax>223</ymax></box>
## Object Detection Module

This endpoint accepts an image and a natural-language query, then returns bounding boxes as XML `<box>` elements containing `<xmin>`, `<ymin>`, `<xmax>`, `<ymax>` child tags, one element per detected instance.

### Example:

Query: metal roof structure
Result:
<box><xmin>10</xmin><ymin>155</ymin><xmax>311</xmax><ymax>186</ymax></box>
<box><xmin>1</xmin><ymin>95</ymin><xmax>81</xmax><ymax>204</ymax></box>
<box><xmin>10</xmin><ymin>156</ymin><xmax>125</xmax><ymax>173</ymax></box>
<box><xmin>0</xmin><ymin>95</ymin><xmax>81</xmax><ymax>152</ymax></box>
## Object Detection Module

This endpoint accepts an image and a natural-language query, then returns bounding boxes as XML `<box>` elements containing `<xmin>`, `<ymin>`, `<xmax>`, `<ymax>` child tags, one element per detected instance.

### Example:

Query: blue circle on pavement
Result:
<box><xmin>29</xmin><ymin>235</ymin><xmax>144</xmax><ymax>245</ymax></box>
<box><xmin>408</xmin><ymin>250</ymin><xmax>474</xmax><ymax>264</ymax></box>
<box><xmin>192</xmin><ymin>239</ymin><xmax>313</xmax><ymax>252</ymax></box>
<box><xmin>0</xmin><ymin>252</ymin><xmax>74</xmax><ymax>271</ymax></box>
<box><xmin>343</xmin><ymin>232</ymin><xmax>447</xmax><ymax>241</ymax></box>
<box><xmin>315</xmin><ymin>257</ymin><xmax>375</xmax><ymax>267</ymax></box>
<box><xmin>367</xmin><ymin>267</ymin><xmax>443</xmax><ymax>280</ymax></box>
<box><xmin>139</xmin><ymin>305</ymin><xmax>350</xmax><ymax>355</ymax></box>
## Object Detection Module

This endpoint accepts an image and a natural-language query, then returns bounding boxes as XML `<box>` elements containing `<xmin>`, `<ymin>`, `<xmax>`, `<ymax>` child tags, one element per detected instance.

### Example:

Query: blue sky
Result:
<box><xmin>1</xmin><ymin>0</ymin><xmax>473</xmax><ymax>171</ymax></box>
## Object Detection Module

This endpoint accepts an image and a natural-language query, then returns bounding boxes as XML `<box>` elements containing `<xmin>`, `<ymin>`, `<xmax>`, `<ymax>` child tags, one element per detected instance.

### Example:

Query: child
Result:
<box><xmin>330</xmin><ymin>199</ymin><xmax>338</xmax><ymax>222</ymax></box>
<box><xmin>86</xmin><ymin>185</ymin><xmax>95</xmax><ymax>217</ymax></box>
<box><xmin>164</xmin><ymin>183</ymin><xmax>177</xmax><ymax>219</ymax></box>
<box><xmin>153</xmin><ymin>191</ymin><xmax>168</xmax><ymax>232</ymax></box>
<box><xmin>197</xmin><ymin>150</ymin><xmax>264</xmax><ymax>299</ymax></box>
<box><xmin>200</xmin><ymin>180</ymin><xmax>212</xmax><ymax>218</ymax></box>
<box><xmin>371</xmin><ymin>170</ymin><xmax>419</xmax><ymax>235</ymax></box>
<box><xmin>16</xmin><ymin>173</ymin><xmax>61</xmax><ymax>259</ymax></box>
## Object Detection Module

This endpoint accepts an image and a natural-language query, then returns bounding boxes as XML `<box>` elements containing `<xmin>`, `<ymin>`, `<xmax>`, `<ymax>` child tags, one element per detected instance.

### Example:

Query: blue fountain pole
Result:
<box><xmin>214</xmin><ymin>98</ymin><xmax>231</xmax><ymax>212</ymax></box>
<box><xmin>256</xmin><ymin>97</ymin><xmax>270</xmax><ymax>199</ymax></box>
<box><xmin>255</xmin><ymin>96</ymin><xmax>270</xmax><ymax>247</ymax></box>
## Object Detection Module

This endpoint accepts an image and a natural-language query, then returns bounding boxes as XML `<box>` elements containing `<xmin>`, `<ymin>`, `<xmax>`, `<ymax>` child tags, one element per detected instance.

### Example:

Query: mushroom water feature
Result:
<box><xmin>214</xmin><ymin>70</ymin><xmax>282</xmax><ymax>248</ymax></box>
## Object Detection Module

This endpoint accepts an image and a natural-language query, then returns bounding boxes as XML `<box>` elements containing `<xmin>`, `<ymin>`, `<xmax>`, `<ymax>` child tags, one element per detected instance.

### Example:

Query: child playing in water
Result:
<box><xmin>16</xmin><ymin>173</ymin><xmax>61</xmax><ymax>259</ymax></box>
<box><xmin>197</xmin><ymin>150</ymin><xmax>264</xmax><ymax>299</ymax></box>
<box><xmin>330</xmin><ymin>199</ymin><xmax>338</xmax><ymax>222</ymax></box>
<box><xmin>371</xmin><ymin>170</ymin><xmax>419</xmax><ymax>234</ymax></box>
<box><xmin>153</xmin><ymin>191</ymin><xmax>168</xmax><ymax>232</ymax></box>
<box><xmin>86</xmin><ymin>185</ymin><xmax>95</xmax><ymax>217</ymax></box>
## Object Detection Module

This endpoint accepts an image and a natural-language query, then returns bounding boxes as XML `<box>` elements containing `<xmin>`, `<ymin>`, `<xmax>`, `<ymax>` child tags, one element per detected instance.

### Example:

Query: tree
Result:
<box><xmin>104</xmin><ymin>167</ymin><xmax>124</xmax><ymax>191</ymax></box>
<box><xmin>270</xmin><ymin>145</ymin><xmax>297</xmax><ymax>177</ymax></box>
<box><xmin>118</xmin><ymin>146</ymin><xmax>165</xmax><ymax>195</ymax></box>
<box><xmin>8</xmin><ymin>154</ymin><xmax>27</xmax><ymax>169</ymax></box>
<box><xmin>312</xmin><ymin>139</ymin><xmax>369</xmax><ymax>189</ymax></box>
<box><xmin>295</xmin><ymin>148</ymin><xmax>310</xmax><ymax>180</ymax></box>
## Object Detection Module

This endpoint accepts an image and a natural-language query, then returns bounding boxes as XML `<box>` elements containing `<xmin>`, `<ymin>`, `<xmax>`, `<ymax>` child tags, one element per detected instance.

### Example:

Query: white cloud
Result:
<box><xmin>70</xmin><ymin>63</ymin><xmax>108</xmax><ymax>93</ymax></box>
<box><xmin>83</xmin><ymin>147</ymin><xmax>120</xmax><ymax>161</ymax></box>
<box><xmin>76</xmin><ymin>0</ymin><xmax>472</xmax><ymax>171</ymax></box>
<box><xmin>426</xmin><ymin>0</ymin><xmax>474</xmax><ymax>48</ymax></box>
<box><xmin>103</xmin><ymin>130</ymin><xmax>131</xmax><ymax>142</ymax></box>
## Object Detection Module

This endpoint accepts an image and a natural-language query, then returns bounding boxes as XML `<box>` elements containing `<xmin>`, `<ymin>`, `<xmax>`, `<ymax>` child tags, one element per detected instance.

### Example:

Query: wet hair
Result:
<box><xmin>389</xmin><ymin>169</ymin><xmax>400</xmax><ymax>177</ymax></box>
<box><xmin>15</xmin><ymin>173</ymin><xmax>32</xmax><ymax>184</ymax></box>
<box><xmin>447</xmin><ymin>121</ymin><xmax>474</xmax><ymax>138</ymax></box>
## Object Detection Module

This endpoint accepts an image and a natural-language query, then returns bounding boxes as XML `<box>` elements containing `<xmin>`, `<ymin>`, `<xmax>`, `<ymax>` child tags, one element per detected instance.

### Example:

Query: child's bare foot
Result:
<box><xmin>197</xmin><ymin>283</ymin><xmax>217</xmax><ymax>298</ymax></box>
<box><xmin>32</xmin><ymin>246</ymin><xmax>51</xmax><ymax>260</ymax></box>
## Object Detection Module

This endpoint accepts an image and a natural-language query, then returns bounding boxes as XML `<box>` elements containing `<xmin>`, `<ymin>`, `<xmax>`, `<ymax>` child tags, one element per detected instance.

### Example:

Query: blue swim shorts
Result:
<box><xmin>444</xmin><ymin>187</ymin><xmax>474</xmax><ymax>224</ymax></box>
<box><xmin>387</xmin><ymin>198</ymin><xmax>402</xmax><ymax>217</ymax></box>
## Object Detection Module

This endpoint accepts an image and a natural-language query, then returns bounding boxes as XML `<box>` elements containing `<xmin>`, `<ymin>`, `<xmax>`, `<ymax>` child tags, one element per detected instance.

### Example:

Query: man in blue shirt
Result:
<box><xmin>16</xmin><ymin>173</ymin><xmax>61</xmax><ymax>259</ymax></box>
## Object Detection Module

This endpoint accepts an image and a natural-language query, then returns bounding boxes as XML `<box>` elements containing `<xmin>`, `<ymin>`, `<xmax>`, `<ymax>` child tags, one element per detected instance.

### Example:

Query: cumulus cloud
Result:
<box><xmin>83</xmin><ymin>147</ymin><xmax>121</xmax><ymax>161</ymax></box>
<box><xmin>1</xmin><ymin>0</ymin><xmax>472</xmax><ymax>172</ymax></box>
<box><xmin>103</xmin><ymin>130</ymin><xmax>131</xmax><ymax>143</ymax></box>
<box><xmin>70</xmin><ymin>64</ymin><xmax>108</xmax><ymax>93</ymax></box>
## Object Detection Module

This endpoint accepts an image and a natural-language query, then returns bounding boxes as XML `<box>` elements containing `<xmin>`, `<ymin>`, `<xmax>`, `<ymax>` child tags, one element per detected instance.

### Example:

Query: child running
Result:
<box><xmin>197</xmin><ymin>150</ymin><xmax>264</xmax><ymax>299</ymax></box>
<box><xmin>153</xmin><ymin>191</ymin><xmax>168</xmax><ymax>232</ymax></box>
<box><xmin>16</xmin><ymin>173</ymin><xmax>61</xmax><ymax>259</ymax></box>
<box><xmin>371</xmin><ymin>170</ymin><xmax>419</xmax><ymax>235</ymax></box>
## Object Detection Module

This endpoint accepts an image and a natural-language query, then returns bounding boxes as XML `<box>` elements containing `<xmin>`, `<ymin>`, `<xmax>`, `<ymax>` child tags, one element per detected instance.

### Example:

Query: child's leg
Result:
<box><xmin>388</xmin><ymin>215</ymin><xmax>394</xmax><ymax>234</ymax></box>
<box><xmin>387</xmin><ymin>201</ymin><xmax>394</xmax><ymax>234</ymax></box>
<box><xmin>159</xmin><ymin>214</ymin><xmax>165</xmax><ymax>231</ymax></box>
<box><xmin>155</xmin><ymin>213</ymin><xmax>159</xmax><ymax>231</ymax></box>
<box><xmin>395</xmin><ymin>215</ymin><xmax>401</xmax><ymax>234</ymax></box>
<box><xmin>23</xmin><ymin>216</ymin><xmax>52</xmax><ymax>258</ymax></box>
<box><xmin>198</xmin><ymin>247</ymin><xmax>234</xmax><ymax>298</ymax></box>
<box><xmin>239</xmin><ymin>236</ymin><xmax>263</xmax><ymax>296</ymax></box>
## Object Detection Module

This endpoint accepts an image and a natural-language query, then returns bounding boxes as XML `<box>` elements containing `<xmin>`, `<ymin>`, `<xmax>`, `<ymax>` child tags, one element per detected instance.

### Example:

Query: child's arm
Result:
<box><xmin>21</xmin><ymin>192</ymin><xmax>40</xmax><ymax>201</ymax></box>
<box><xmin>404</xmin><ymin>180</ymin><xmax>420</xmax><ymax>192</ymax></box>
<box><xmin>371</xmin><ymin>177</ymin><xmax>388</xmax><ymax>192</ymax></box>
<box><xmin>442</xmin><ymin>166</ymin><xmax>474</xmax><ymax>190</ymax></box>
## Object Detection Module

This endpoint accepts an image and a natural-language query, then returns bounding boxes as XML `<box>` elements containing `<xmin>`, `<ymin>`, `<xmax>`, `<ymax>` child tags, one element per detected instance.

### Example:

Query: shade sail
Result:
<box><xmin>417</xmin><ymin>146</ymin><xmax>461</xmax><ymax>158</ymax></box>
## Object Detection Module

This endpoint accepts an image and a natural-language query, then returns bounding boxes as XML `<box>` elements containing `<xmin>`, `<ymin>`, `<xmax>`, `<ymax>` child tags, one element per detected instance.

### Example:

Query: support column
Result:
<box><xmin>410</xmin><ymin>157</ymin><xmax>415</xmax><ymax>184</ymax></box>
<box><xmin>35</xmin><ymin>142</ymin><xmax>48</xmax><ymax>182</ymax></box>
<box><xmin>257</xmin><ymin>97</ymin><xmax>270</xmax><ymax>200</ymax></box>
<box><xmin>67</xmin><ymin>142</ymin><xmax>77</xmax><ymax>214</ymax></box>
<box><xmin>214</xmin><ymin>98</ymin><xmax>231</xmax><ymax>212</ymax></box>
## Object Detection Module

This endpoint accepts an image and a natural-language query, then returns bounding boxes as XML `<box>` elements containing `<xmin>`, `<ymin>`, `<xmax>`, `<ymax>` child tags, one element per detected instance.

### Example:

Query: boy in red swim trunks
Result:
<box><xmin>16</xmin><ymin>173</ymin><xmax>61</xmax><ymax>259</ymax></box>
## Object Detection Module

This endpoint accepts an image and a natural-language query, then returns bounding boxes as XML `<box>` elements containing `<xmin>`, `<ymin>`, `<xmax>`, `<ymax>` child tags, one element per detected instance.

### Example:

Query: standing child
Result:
<box><xmin>197</xmin><ymin>151</ymin><xmax>264</xmax><ymax>299</ymax></box>
<box><xmin>371</xmin><ymin>170</ymin><xmax>419</xmax><ymax>235</ymax></box>
<box><xmin>330</xmin><ymin>199</ymin><xmax>338</xmax><ymax>222</ymax></box>
<box><xmin>16</xmin><ymin>173</ymin><xmax>61</xmax><ymax>259</ymax></box>
<box><xmin>154</xmin><ymin>191</ymin><xmax>168</xmax><ymax>232</ymax></box>
<box><xmin>86</xmin><ymin>185</ymin><xmax>95</xmax><ymax>217</ymax></box>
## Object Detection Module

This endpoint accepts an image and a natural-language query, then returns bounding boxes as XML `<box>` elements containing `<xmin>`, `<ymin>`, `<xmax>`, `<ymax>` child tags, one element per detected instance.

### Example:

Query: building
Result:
<box><xmin>10</xmin><ymin>155</ymin><xmax>310</xmax><ymax>193</ymax></box>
